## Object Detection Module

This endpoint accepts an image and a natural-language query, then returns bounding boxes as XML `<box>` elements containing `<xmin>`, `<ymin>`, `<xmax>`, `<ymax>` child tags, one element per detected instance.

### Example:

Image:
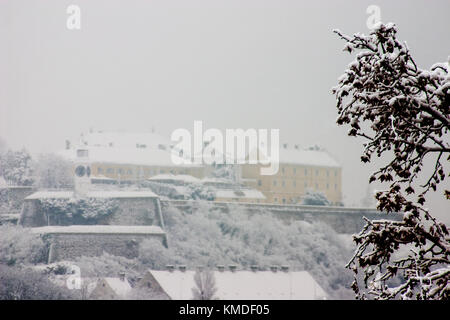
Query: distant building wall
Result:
<box><xmin>241</xmin><ymin>164</ymin><xmax>342</xmax><ymax>205</ymax></box>
<box><xmin>161</xmin><ymin>200</ymin><xmax>402</xmax><ymax>234</ymax></box>
<box><xmin>39</xmin><ymin>231</ymin><xmax>166</xmax><ymax>263</ymax></box>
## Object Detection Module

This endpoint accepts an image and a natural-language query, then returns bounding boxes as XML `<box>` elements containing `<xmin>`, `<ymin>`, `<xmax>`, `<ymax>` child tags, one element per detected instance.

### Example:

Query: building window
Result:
<box><xmin>76</xmin><ymin>149</ymin><xmax>89</xmax><ymax>158</ymax></box>
<box><xmin>282</xmin><ymin>181</ymin><xmax>285</xmax><ymax>187</ymax></box>
<box><xmin>258</xmin><ymin>180</ymin><xmax>262</xmax><ymax>186</ymax></box>
<box><xmin>335</xmin><ymin>170</ymin><xmax>338</xmax><ymax>177</ymax></box>
<box><xmin>274</xmin><ymin>198</ymin><xmax>278</xmax><ymax>203</ymax></box>
<box><xmin>293</xmin><ymin>181</ymin><xmax>296</xmax><ymax>187</ymax></box>
<box><xmin>335</xmin><ymin>184</ymin><xmax>337</xmax><ymax>190</ymax></box>
<box><xmin>327</xmin><ymin>183</ymin><xmax>329</xmax><ymax>189</ymax></box>
<box><xmin>127</xmin><ymin>169</ymin><xmax>133</xmax><ymax>175</ymax></box>
<box><xmin>97</xmin><ymin>167</ymin><xmax>103</xmax><ymax>174</ymax></box>
<box><xmin>282</xmin><ymin>167</ymin><xmax>285</xmax><ymax>174</ymax></box>
<box><xmin>282</xmin><ymin>198</ymin><xmax>286</xmax><ymax>204</ymax></box>
<box><xmin>315</xmin><ymin>183</ymin><xmax>318</xmax><ymax>189</ymax></box>
<box><xmin>293</xmin><ymin>168</ymin><xmax>296</xmax><ymax>174</ymax></box>
<box><xmin>304</xmin><ymin>182</ymin><xmax>307</xmax><ymax>187</ymax></box>
<box><xmin>118</xmin><ymin>168</ymin><xmax>123</xmax><ymax>174</ymax></box>
<box><xmin>304</xmin><ymin>169</ymin><xmax>307</xmax><ymax>176</ymax></box>
<box><xmin>107</xmin><ymin>168</ymin><xmax>114</xmax><ymax>174</ymax></box>
<box><xmin>316</xmin><ymin>170</ymin><xmax>319</xmax><ymax>176</ymax></box>
<box><xmin>273</xmin><ymin>180</ymin><xmax>277</xmax><ymax>186</ymax></box>
<box><xmin>327</xmin><ymin>170</ymin><xmax>329</xmax><ymax>177</ymax></box>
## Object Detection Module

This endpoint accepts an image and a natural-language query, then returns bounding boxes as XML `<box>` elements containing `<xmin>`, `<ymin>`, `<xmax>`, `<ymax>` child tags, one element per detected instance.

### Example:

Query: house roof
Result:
<box><xmin>30</xmin><ymin>225</ymin><xmax>165</xmax><ymax>235</ymax></box>
<box><xmin>79</xmin><ymin>131</ymin><xmax>173</xmax><ymax>150</ymax></box>
<box><xmin>147</xmin><ymin>269</ymin><xmax>327</xmax><ymax>300</ymax></box>
<box><xmin>248</xmin><ymin>147</ymin><xmax>340</xmax><ymax>168</ymax></box>
<box><xmin>59</xmin><ymin>146</ymin><xmax>200</xmax><ymax>168</ymax></box>
<box><xmin>25</xmin><ymin>190</ymin><xmax>158</xmax><ymax>200</ymax></box>
<box><xmin>103</xmin><ymin>277</ymin><xmax>132</xmax><ymax>298</ymax></box>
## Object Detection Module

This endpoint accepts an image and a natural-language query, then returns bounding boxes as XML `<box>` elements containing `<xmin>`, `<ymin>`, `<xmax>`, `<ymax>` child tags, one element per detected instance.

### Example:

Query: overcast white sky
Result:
<box><xmin>0</xmin><ymin>0</ymin><xmax>449</xmax><ymax>220</ymax></box>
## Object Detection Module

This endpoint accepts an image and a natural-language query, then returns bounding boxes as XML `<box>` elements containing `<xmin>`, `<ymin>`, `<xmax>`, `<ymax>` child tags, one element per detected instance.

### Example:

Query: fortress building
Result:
<box><xmin>59</xmin><ymin>131</ymin><xmax>342</xmax><ymax>205</ymax></box>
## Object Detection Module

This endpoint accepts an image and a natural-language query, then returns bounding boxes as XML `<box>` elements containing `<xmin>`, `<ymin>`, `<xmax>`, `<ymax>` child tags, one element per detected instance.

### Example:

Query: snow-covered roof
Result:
<box><xmin>25</xmin><ymin>190</ymin><xmax>158</xmax><ymax>200</ymax></box>
<box><xmin>148</xmin><ymin>270</ymin><xmax>326</xmax><ymax>300</ymax></box>
<box><xmin>148</xmin><ymin>174</ymin><xmax>200</xmax><ymax>184</ymax></box>
<box><xmin>215</xmin><ymin>189</ymin><xmax>266</xmax><ymax>200</ymax></box>
<box><xmin>248</xmin><ymin>147</ymin><xmax>340</xmax><ymax>168</ymax></box>
<box><xmin>59</xmin><ymin>146</ymin><xmax>199</xmax><ymax>168</ymax></box>
<box><xmin>78</xmin><ymin>131</ymin><xmax>173</xmax><ymax>150</ymax></box>
<box><xmin>46</xmin><ymin>275</ymin><xmax>131</xmax><ymax>298</ymax></box>
<box><xmin>278</xmin><ymin>148</ymin><xmax>340</xmax><ymax>167</ymax></box>
<box><xmin>103</xmin><ymin>277</ymin><xmax>132</xmax><ymax>298</ymax></box>
<box><xmin>30</xmin><ymin>225</ymin><xmax>165</xmax><ymax>235</ymax></box>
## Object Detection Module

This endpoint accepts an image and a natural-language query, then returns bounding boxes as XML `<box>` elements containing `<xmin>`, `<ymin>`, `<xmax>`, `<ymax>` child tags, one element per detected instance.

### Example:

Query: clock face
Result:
<box><xmin>75</xmin><ymin>165</ymin><xmax>86</xmax><ymax>177</ymax></box>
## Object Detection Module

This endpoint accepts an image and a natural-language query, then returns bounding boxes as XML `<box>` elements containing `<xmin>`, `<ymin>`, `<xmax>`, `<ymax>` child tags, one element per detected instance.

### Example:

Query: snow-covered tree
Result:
<box><xmin>0</xmin><ymin>149</ymin><xmax>34</xmax><ymax>186</ymax></box>
<box><xmin>0</xmin><ymin>225</ymin><xmax>48</xmax><ymax>266</ymax></box>
<box><xmin>192</xmin><ymin>269</ymin><xmax>217</xmax><ymax>300</ymax></box>
<box><xmin>301</xmin><ymin>189</ymin><xmax>331</xmax><ymax>206</ymax></box>
<box><xmin>33</xmin><ymin>153</ymin><xmax>74</xmax><ymax>189</ymax></box>
<box><xmin>333</xmin><ymin>23</ymin><xmax>449</xmax><ymax>299</ymax></box>
<box><xmin>0</xmin><ymin>265</ymin><xmax>76</xmax><ymax>300</ymax></box>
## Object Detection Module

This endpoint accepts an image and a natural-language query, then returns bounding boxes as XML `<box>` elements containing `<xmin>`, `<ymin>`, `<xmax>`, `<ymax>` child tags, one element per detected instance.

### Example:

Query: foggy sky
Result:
<box><xmin>1</xmin><ymin>0</ymin><xmax>449</xmax><ymax>220</ymax></box>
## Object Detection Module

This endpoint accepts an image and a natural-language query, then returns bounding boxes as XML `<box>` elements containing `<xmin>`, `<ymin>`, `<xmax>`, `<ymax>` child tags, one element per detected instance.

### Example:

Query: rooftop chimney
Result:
<box><xmin>166</xmin><ymin>265</ymin><xmax>175</xmax><ymax>272</ymax></box>
<box><xmin>179</xmin><ymin>265</ymin><xmax>187</xmax><ymax>272</ymax></box>
<box><xmin>229</xmin><ymin>265</ymin><xmax>237</xmax><ymax>272</ymax></box>
<box><xmin>119</xmin><ymin>272</ymin><xmax>126</xmax><ymax>281</ymax></box>
<box><xmin>270</xmin><ymin>266</ymin><xmax>278</xmax><ymax>272</ymax></box>
<box><xmin>281</xmin><ymin>265</ymin><xmax>289</xmax><ymax>272</ymax></box>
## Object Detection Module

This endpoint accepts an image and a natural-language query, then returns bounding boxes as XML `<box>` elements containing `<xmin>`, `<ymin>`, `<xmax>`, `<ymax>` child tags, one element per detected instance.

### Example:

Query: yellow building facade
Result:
<box><xmin>240</xmin><ymin>163</ymin><xmax>342</xmax><ymax>205</ymax></box>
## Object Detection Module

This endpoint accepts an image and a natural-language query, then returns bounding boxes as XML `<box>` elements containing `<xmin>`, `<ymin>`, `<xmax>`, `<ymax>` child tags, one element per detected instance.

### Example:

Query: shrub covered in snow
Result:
<box><xmin>39</xmin><ymin>198</ymin><xmax>119</xmax><ymax>225</ymax></box>
<box><xmin>301</xmin><ymin>189</ymin><xmax>331</xmax><ymax>206</ymax></box>
<box><xmin>0</xmin><ymin>225</ymin><xmax>48</xmax><ymax>266</ymax></box>
<box><xmin>0</xmin><ymin>265</ymin><xmax>76</xmax><ymax>300</ymax></box>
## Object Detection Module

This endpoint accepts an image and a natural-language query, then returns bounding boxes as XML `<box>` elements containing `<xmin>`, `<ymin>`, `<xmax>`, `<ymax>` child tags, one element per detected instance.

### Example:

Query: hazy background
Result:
<box><xmin>1</xmin><ymin>0</ymin><xmax>449</xmax><ymax>221</ymax></box>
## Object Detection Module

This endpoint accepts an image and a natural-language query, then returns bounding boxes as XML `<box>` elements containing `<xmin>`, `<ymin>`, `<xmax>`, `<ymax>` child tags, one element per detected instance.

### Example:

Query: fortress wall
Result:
<box><xmin>161</xmin><ymin>200</ymin><xmax>402</xmax><ymax>234</ymax></box>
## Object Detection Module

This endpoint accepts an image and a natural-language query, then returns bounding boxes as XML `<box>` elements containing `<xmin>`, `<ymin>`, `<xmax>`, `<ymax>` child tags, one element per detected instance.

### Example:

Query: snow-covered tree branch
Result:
<box><xmin>333</xmin><ymin>23</ymin><xmax>449</xmax><ymax>300</ymax></box>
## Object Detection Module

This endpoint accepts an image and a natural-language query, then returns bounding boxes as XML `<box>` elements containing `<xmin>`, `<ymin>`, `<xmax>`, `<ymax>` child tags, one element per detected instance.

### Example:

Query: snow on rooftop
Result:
<box><xmin>278</xmin><ymin>148</ymin><xmax>340</xmax><ymax>167</ymax></box>
<box><xmin>30</xmin><ymin>225</ymin><xmax>165</xmax><ymax>235</ymax></box>
<box><xmin>148</xmin><ymin>270</ymin><xmax>326</xmax><ymax>300</ymax></box>
<box><xmin>59</xmin><ymin>146</ymin><xmax>199</xmax><ymax>168</ymax></box>
<box><xmin>247</xmin><ymin>147</ymin><xmax>340</xmax><ymax>168</ymax></box>
<box><xmin>25</xmin><ymin>190</ymin><xmax>158</xmax><ymax>200</ymax></box>
<box><xmin>79</xmin><ymin>131</ymin><xmax>173</xmax><ymax>149</ymax></box>
<box><xmin>103</xmin><ymin>277</ymin><xmax>132</xmax><ymax>298</ymax></box>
